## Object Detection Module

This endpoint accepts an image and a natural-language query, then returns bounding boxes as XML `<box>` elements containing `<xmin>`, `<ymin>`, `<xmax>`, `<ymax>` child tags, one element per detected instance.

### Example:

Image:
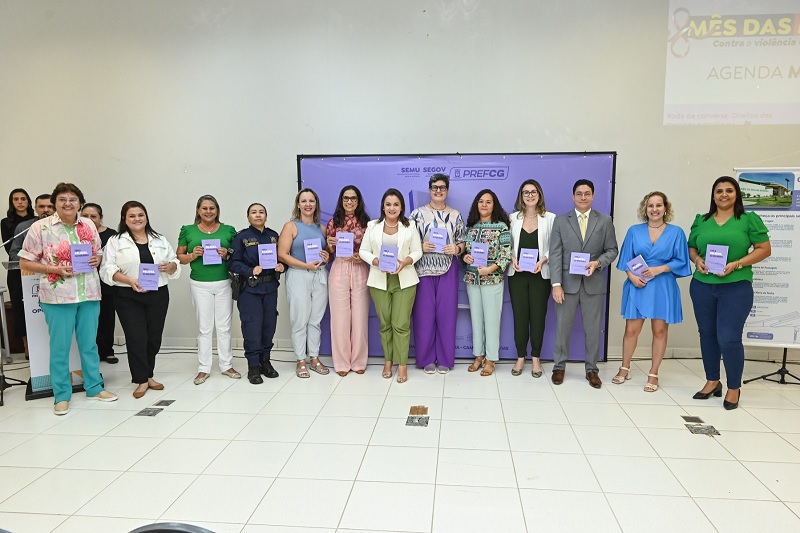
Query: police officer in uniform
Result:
<box><xmin>229</xmin><ymin>203</ymin><xmax>285</xmax><ymax>384</ymax></box>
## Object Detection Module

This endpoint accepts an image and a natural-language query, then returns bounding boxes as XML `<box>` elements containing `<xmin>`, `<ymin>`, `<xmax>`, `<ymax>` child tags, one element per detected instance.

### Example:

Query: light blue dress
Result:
<box><xmin>616</xmin><ymin>223</ymin><xmax>691</xmax><ymax>324</ymax></box>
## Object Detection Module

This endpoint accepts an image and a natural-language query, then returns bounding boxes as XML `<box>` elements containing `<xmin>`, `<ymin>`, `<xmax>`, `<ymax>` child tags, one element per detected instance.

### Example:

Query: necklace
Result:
<box><xmin>428</xmin><ymin>203</ymin><xmax>446</xmax><ymax>211</ymax></box>
<box><xmin>384</xmin><ymin>221</ymin><xmax>399</xmax><ymax>228</ymax></box>
<box><xmin>648</xmin><ymin>222</ymin><xmax>665</xmax><ymax>229</ymax></box>
<box><xmin>199</xmin><ymin>222</ymin><xmax>218</xmax><ymax>234</ymax></box>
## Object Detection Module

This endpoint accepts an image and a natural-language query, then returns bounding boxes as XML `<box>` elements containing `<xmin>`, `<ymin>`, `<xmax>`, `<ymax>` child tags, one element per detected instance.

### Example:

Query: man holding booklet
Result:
<box><xmin>549</xmin><ymin>179</ymin><xmax>618</xmax><ymax>388</ymax></box>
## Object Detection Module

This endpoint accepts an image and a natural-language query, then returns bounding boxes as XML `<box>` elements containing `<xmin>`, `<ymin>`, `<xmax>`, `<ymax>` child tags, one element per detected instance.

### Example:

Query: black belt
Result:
<box><xmin>247</xmin><ymin>273</ymin><xmax>276</xmax><ymax>286</ymax></box>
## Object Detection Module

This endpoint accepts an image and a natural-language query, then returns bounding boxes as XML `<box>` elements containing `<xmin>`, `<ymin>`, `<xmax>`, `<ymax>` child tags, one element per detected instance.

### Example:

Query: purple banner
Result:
<box><xmin>299</xmin><ymin>153</ymin><xmax>616</xmax><ymax>362</ymax></box>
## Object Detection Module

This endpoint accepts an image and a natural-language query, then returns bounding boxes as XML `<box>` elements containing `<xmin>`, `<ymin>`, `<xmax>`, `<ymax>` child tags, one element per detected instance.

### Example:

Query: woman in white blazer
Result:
<box><xmin>508</xmin><ymin>180</ymin><xmax>555</xmax><ymax>378</ymax></box>
<box><xmin>100</xmin><ymin>201</ymin><xmax>181</xmax><ymax>399</ymax></box>
<box><xmin>359</xmin><ymin>188</ymin><xmax>422</xmax><ymax>383</ymax></box>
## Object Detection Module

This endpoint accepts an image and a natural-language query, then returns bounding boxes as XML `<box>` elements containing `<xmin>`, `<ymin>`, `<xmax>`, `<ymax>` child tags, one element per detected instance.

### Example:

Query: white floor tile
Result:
<box><xmin>0</xmin><ymin>468</ymin><xmax>120</xmax><ymax>514</ymax></box>
<box><xmin>439</xmin><ymin>420</ymin><xmax>509</xmax><ymax>450</ymax></box>
<box><xmin>0</xmin><ymin>466</ymin><xmax>49</xmax><ymax>503</ymax></box>
<box><xmin>52</xmin><ymin>515</ymin><xmax>151</xmax><ymax>533</ymax></box>
<box><xmin>684</xmin><ymin>405</ymin><xmax>771</xmax><ymax>432</ymax></box>
<box><xmin>369</xmin><ymin>417</ymin><xmax>441</xmax><ymax>448</ymax></box>
<box><xmin>235</xmin><ymin>414</ymin><xmax>315</xmax><ymax>443</ymax></box>
<box><xmin>260</xmin><ymin>393</ymin><xmax>328</xmax><ymax>416</ymax></box>
<box><xmin>379</xmin><ymin>395</ymin><xmax>442</xmax><ymax>419</ymax></box>
<box><xmin>619</xmin><ymin>404</ymin><xmax>689</xmax><ymax>429</ymax></box>
<box><xmin>340</xmin><ymin>481</ymin><xmax>434</xmax><ymax>532</ymax></box>
<box><xmin>76</xmin><ymin>471</ymin><xmax>196</xmax><ymax>519</ymax></box>
<box><xmin>443</xmin><ymin>377</ymin><xmax>500</xmax><ymax>400</ymax></box>
<box><xmin>663</xmin><ymin>458</ymin><xmax>777</xmax><ymax>500</ymax></box>
<box><xmin>0</xmin><ymin>512</ymin><xmax>67</xmax><ymax>532</ymax></box>
<box><xmin>0</xmin><ymin>434</ymin><xmax>97</xmax><ymax>468</ymax></box>
<box><xmin>249</xmin><ymin>478</ymin><xmax>352</xmax><ymax>528</ymax></box>
<box><xmin>519</xmin><ymin>488</ymin><xmax>621</xmax><ymax>532</ymax></box>
<box><xmin>202</xmin><ymin>391</ymin><xmax>275</xmax><ymax>414</ymax></box>
<box><xmin>161</xmin><ymin>474</ymin><xmax>273</xmax><ymax>523</ymax></box>
<box><xmin>106</xmin><ymin>409</ymin><xmax>195</xmax><ymax>438</ymax></box>
<box><xmin>318</xmin><ymin>394</ymin><xmax>384</xmax><ymax>418</ymax></box>
<box><xmin>589</xmin><ymin>455</ymin><xmax>687</xmax><ymax>496</ymax></box>
<box><xmin>170</xmin><ymin>412</ymin><xmax>255</xmax><ymax>440</ymax></box>
<box><xmin>694</xmin><ymin>498</ymin><xmax>800</xmax><ymax>532</ymax></box>
<box><xmin>746</xmin><ymin>407</ymin><xmax>800</xmax><ymax>433</ymax></box>
<box><xmin>0</xmin><ymin>406</ymin><xmax>71</xmax><ymax>433</ymax></box>
<box><xmin>551</xmin><ymin>380</ymin><xmax>617</xmax><ymax>404</ymax></box>
<box><xmin>561</xmin><ymin>402</ymin><xmax>635</xmax><ymax>427</ymax></box>
<box><xmin>437</xmin><ymin>448</ymin><xmax>517</xmax><ymax>488</ymax></box>
<box><xmin>386</xmin><ymin>374</ymin><xmax>445</xmax><ymax>397</ymax></box>
<box><xmin>130</xmin><ymin>437</ymin><xmax>228</xmax><ymax>474</ymax></box>
<box><xmin>640</xmin><ymin>427</ymin><xmax>735</xmax><ymax>460</ymax></box>
<box><xmin>512</xmin><ymin>451</ymin><xmax>601</xmax><ymax>492</ymax></box>
<box><xmin>497</xmin><ymin>380</ymin><xmax>559</xmax><ymax>401</ymax></box>
<box><xmin>507</xmin><ymin>423</ymin><xmax>582</xmax><ymax>454</ymax></box>
<box><xmin>433</xmin><ymin>485</ymin><xmax>526</xmax><ymax>533</ymax></box>
<box><xmin>574</xmin><ymin>426</ymin><xmax>658</xmax><ymax>457</ymax></box>
<box><xmin>205</xmin><ymin>440</ymin><xmax>296</xmax><ymax>478</ymax></box>
<box><xmin>441</xmin><ymin>397</ymin><xmax>504</xmax><ymax>422</ymax></box>
<box><xmin>607</xmin><ymin>382</ymin><xmax>680</xmax><ymax>406</ymax></box>
<box><xmin>357</xmin><ymin>445</ymin><xmax>438</xmax><ymax>484</ymax></box>
<box><xmin>59</xmin><ymin>435</ymin><xmax>162</xmax><ymax>471</ymax></box>
<box><xmin>716</xmin><ymin>431</ymin><xmax>800</xmax><ymax>463</ymax></box>
<box><xmin>146</xmin><ymin>389</ymin><xmax>223</xmax><ymax>412</ymax></box>
<box><xmin>605</xmin><ymin>493</ymin><xmax>715</xmax><ymax>533</ymax></box>
<box><xmin>331</xmin><ymin>373</ymin><xmax>393</xmax><ymax>396</ymax></box>
<box><xmin>280</xmin><ymin>442</ymin><xmax>366</xmax><ymax>480</ymax></box>
<box><xmin>743</xmin><ymin>461</ymin><xmax>800</xmax><ymax>502</ymax></box>
<box><xmin>242</xmin><ymin>526</ymin><xmax>332</xmax><ymax>533</ymax></box>
<box><xmin>0</xmin><ymin>432</ymin><xmax>35</xmax><ymax>454</ymax></box>
<box><xmin>301</xmin><ymin>416</ymin><xmax>376</xmax><ymax>445</ymax></box>
<box><xmin>279</xmin><ymin>374</ymin><xmax>341</xmax><ymax>395</ymax></box>
<box><xmin>501</xmin><ymin>399</ymin><xmax>568</xmax><ymax>425</ymax></box>
<box><xmin>41</xmin><ymin>408</ymin><xmax>135</xmax><ymax>436</ymax></box>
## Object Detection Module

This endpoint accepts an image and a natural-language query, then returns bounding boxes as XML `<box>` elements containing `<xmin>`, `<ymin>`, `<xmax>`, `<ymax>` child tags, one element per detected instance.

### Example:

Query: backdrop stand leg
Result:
<box><xmin>744</xmin><ymin>348</ymin><xmax>800</xmax><ymax>386</ymax></box>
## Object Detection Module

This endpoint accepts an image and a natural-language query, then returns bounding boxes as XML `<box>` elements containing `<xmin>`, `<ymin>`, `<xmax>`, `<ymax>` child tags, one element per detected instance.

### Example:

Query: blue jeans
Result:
<box><xmin>689</xmin><ymin>279</ymin><xmax>753</xmax><ymax>389</ymax></box>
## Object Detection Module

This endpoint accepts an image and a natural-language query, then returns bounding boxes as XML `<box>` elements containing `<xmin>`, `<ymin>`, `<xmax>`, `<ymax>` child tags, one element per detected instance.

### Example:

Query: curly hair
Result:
<box><xmin>637</xmin><ymin>191</ymin><xmax>673</xmax><ymax>223</ymax></box>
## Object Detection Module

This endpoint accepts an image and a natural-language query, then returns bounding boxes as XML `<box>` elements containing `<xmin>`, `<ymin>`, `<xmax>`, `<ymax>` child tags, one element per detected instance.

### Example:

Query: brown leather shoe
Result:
<box><xmin>586</xmin><ymin>372</ymin><xmax>602</xmax><ymax>389</ymax></box>
<box><xmin>552</xmin><ymin>369</ymin><xmax>565</xmax><ymax>385</ymax></box>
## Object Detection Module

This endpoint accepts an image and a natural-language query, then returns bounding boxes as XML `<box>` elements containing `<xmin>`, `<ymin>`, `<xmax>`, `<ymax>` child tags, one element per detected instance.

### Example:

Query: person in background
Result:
<box><xmin>8</xmin><ymin>194</ymin><xmax>54</xmax><ymax>359</ymax></box>
<box><xmin>2</xmin><ymin>188</ymin><xmax>34</xmax><ymax>254</ymax></box>
<box><xmin>688</xmin><ymin>176</ymin><xmax>771</xmax><ymax>410</ymax></box>
<box><xmin>359</xmin><ymin>188</ymin><xmax>422</xmax><ymax>383</ymax></box>
<box><xmin>229</xmin><ymin>203</ymin><xmax>284</xmax><ymax>384</ymax></box>
<box><xmin>462</xmin><ymin>189</ymin><xmax>512</xmax><ymax>377</ymax></box>
<box><xmin>325</xmin><ymin>185</ymin><xmax>370</xmax><ymax>376</ymax></box>
<box><xmin>278</xmin><ymin>188</ymin><xmax>331</xmax><ymax>378</ymax></box>
<box><xmin>409</xmin><ymin>174</ymin><xmax>465</xmax><ymax>375</ymax></box>
<box><xmin>101</xmin><ymin>201</ymin><xmax>181</xmax><ymax>399</ymax></box>
<box><xmin>614</xmin><ymin>191</ymin><xmax>690</xmax><ymax>392</ymax></box>
<box><xmin>176</xmin><ymin>195</ymin><xmax>240</xmax><ymax>385</ymax></box>
<box><xmin>508</xmin><ymin>179</ymin><xmax>555</xmax><ymax>378</ymax></box>
<box><xmin>18</xmin><ymin>183</ymin><xmax>118</xmax><ymax>415</ymax></box>
<box><xmin>81</xmin><ymin>202</ymin><xmax>119</xmax><ymax>364</ymax></box>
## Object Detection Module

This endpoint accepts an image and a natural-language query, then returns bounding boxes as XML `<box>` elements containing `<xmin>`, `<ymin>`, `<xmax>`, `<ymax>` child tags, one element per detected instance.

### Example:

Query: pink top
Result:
<box><xmin>326</xmin><ymin>214</ymin><xmax>367</xmax><ymax>256</ymax></box>
<box><xmin>18</xmin><ymin>214</ymin><xmax>102</xmax><ymax>304</ymax></box>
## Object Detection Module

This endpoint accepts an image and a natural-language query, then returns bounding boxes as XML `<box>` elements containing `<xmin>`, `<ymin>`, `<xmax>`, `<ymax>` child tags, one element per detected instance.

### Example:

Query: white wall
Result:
<box><xmin>2</xmin><ymin>0</ymin><xmax>798</xmax><ymax>359</ymax></box>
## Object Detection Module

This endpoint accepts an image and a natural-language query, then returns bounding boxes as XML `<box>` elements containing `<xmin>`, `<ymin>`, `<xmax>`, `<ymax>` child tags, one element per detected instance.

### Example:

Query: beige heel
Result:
<box><xmin>644</xmin><ymin>374</ymin><xmax>659</xmax><ymax>392</ymax></box>
<box><xmin>612</xmin><ymin>366</ymin><xmax>631</xmax><ymax>385</ymax></box>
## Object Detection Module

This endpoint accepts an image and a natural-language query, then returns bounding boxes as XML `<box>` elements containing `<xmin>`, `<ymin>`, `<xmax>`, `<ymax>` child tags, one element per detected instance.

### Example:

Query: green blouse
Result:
<box><xmin>177</xmin><ymin>223</ymin><xmax>237</xmax><ymax>282</ymax></box>
<box><xmin>687</xmin><ymin>211</ymin><xmax>769</xmax><ymax>284</ymax></box>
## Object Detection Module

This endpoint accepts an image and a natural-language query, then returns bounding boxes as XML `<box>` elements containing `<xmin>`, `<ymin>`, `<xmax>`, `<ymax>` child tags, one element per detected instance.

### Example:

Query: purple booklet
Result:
<box><xmin>518</xmin><ymin>248</ymin><xmax>539</xmax><ymax>272</ymax></box>
<box><xmin>304</xmin><ymin>238</ymin><xmax>322</xmax><ymax>263</ymax></box>
<box><xmin>706</xmin><ymin>244</ymin><xmax>728</xmax><ymax>275</ymax></box>
<box><xmin>379</xmin><ymin>245</ymin><xmax>399</xmax><ymax>272</ymax></box>
<box><xmin>336</xmin><ymin>232</ymin><xmax>354</xmax><ymax>257</ymax></box>
<box><xmin>569</xmin><ymin>252</ymin><xmax>591</xmax><ymax>275</ymax></box>
<box><xmin>258</xmin><ymin>244</ymin><xmax>277</xmax><ymax>269</ymax></box>
<box><xmin>138</xmin><ymin>263</ymin><xmax>159</xmax><ymax>291</ymax></box>
<box><xmin>429</xmin><ymin>228</ymin><xmax>447</xmax><ymax>253</ymax></box>
<box><xmin>70</xmin><ymin>244</ymin><xmax>93</xmax><ymax>274</ymax></box>
<box><xmin>626</xmin><ymin>254</ymin><xmax>651</xmax><ymax>282</ymax></box>
<box><xmin>471</xmin><ymin>243</ymin><xmax>488</xmax><ymax>268</ymax></box>
<box><xmin>202</xmin><ymin>239</ymin><xmax>222</xmax><ymax>265</ymax></box>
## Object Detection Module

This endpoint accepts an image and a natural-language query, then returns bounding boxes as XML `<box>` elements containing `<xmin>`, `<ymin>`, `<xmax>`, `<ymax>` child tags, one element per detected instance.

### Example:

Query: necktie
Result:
<box><xmin>579</xmin><ymin>214</ymin><xmax>587</xmax><ymax>240</ymax></box>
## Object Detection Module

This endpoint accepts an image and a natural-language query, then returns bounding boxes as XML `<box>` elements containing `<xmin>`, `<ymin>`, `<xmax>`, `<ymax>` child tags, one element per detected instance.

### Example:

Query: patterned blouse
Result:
<box><xmin>326</xmin><ymin>214</ymin><xmax>367</xmax><ymax>258</ymax></box>
<box><xmin>463</xmin><ymin>221</ymin><xmax>512</xmax><ymax>286</ymax></box>
<box><xmin>409</xmin><ymin>205</ymin><xmax>466</xmax><ymax>277</ymax></box>
<box><xmin>18</xmin><ymin>214</ymin><xmax>102</xmax><ymax>304</ymax></box>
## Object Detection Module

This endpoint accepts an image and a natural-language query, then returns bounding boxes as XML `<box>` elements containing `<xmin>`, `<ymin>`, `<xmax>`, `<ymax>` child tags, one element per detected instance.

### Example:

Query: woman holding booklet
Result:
<box><xmin>688</xmin><ymin>177</ymin><xmax>771</xmax><ymax>410</ymax></box>
<box><xmin>100</xmin><ymin>200</ymin><xmax>181</xmax><ymax>399</ymax></box>
<box><xmin>508</xmin><ymin>179</ymin><xmax>555</xmax><ymax>378</ymax></box>
<box><xmin>614</xmin><ymin>191</ymin><xmax>690</xmax><ymax>392</ymax></box>
<box><xmin>19</xmin><ymin>183</ymin><xmax>118</xmax><ymax>415</ymax></box>
<box><xmin>325</xmin><ymin>185</ymin><xmax>370</xmax><ymax>376</ymax></box>
<box><xmin>409</xmin><ymin>174</ymin><xmax>466</xmax><ymax>375</ymax></box>
<box><xmin>229</xmin><ymin>203</ymin><xmax>284</xmax><ymax>384</ymax></box>
<box><xmin>278</xmin><ymin>188</ymin><xmax>331</xmax><ymax>379</ymax></box>
<box><xmin>462</xmin><ymin>189</ymin><xmax>512</xmax><ymax>377</ymax></box>
<box><xmin>176</xmin><ymin>195</ymin><xmax>240</xmax><ymax>385</ymax></box>
<box><xmin>359</xmin><ymin>188</ymin><xmax>422</xmax><ymax>383</ymax></box>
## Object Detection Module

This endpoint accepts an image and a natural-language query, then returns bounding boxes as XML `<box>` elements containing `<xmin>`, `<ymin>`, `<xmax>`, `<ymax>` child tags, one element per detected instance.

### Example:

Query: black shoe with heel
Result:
<box><xmin>723</xmin><ymin>389</ymin><xmax>740</xmax><ymax>410</ymax></box>
<box><xmin>693</xmin><ymin>382</ymin><xmax>722</xmax><ymax>400</ymax></box>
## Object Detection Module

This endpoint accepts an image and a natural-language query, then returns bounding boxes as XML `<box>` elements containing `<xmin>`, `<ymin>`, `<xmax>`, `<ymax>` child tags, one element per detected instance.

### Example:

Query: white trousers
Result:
<box><xmin>189</xmin><ymin>279</ymin><xmax>234</xmax><ymax>373</ymax></box>
<box><xmin>286</xmin><ymin>268</ymin><xmax>328</xmax><ymax>360</ymax></box>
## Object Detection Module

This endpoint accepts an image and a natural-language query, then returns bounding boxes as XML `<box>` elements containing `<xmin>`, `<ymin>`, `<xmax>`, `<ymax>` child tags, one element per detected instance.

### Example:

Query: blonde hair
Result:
<box><xmin>637</xmin><ymin>191</ymin><xmax>673</xmax><ymax>222</ymax></box>
<box><xmin>291</xmin><ymin>188</ymin><xmax>321</xmax><ymax>223</ymax></box>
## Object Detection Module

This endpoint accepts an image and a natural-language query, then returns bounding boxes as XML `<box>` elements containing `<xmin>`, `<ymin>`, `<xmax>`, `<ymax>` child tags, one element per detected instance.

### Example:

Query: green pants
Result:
<box><xmin>369</xmin><ymin>274</ymin><xmax>417</xmax><ymax>365</ymax></box>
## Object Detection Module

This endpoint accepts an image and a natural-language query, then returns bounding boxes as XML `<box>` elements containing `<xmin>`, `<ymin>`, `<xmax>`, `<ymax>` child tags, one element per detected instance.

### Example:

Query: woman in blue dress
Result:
<box><xmin>613</xmin><ymin>192</ymin><xmax>690</xmax><ymax>391</ymax></box>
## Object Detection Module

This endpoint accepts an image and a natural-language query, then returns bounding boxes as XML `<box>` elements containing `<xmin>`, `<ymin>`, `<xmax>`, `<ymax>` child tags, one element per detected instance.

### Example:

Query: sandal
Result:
<box><xmin>468</xmin><ymin>356</ymin><xmax>486</xmax><ymax>372</ymax></box>
<box><xmin>221</xmin><ymin>368</ymin><xmax>241</xmax><ymax>379</ymax></box>
<box><xmin>309</xmin><ymin>359</ymin><xmax>330</xmax><ymax>375</ymax></box>
<box><xmin>396</xmin><ymin>365</ymin><xmax>407</xmax><ymax>383</ymax></box>
<box><xmin>612</xmin><ymin>366</ymin><xmax>631</xmax><ymax>385</ymax></box>
<box><xmin>382</xmin><ymin>361</ymin><xmax>393</xmax><ymax>379</ymax></box>
<box><xmin>511</xmin><ymin>357</ymin><xmax>525</xmax><ymax>376</ymax></box>
<box><xmin>644</xmin><ymin>374</ymin><xmax>659</xmax><ymax>392</ymax></box>
<box><xmin>194</xmin><ymin>372</ymin><xmax>210</xmax><ymax>385</ymax></box>
<box><xmin>336</xmin><ymin>370</ymin><xmax>348</xmax><ymax>377</ymax></box>
<box><xmin>296</xmin><ymin>362</ymin><xmax>310</xmax><ymax>379</ymax></box>
<box><xmin>354</xmin><ymin>369</ymin><xmax>365</xmax><ymax>375</ymax></box>
<box><xmin>481</xmin><ymin>360</ymin><xmax>495</xmax><ymax>376</ymax></box>
<box><xmin>532</xmin><ymin>358</ymin><xmax>543</xmax><ymax>378</ymax></box>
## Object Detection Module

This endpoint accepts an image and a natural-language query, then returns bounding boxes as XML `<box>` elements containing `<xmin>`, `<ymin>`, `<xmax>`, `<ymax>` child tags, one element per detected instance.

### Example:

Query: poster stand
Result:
<box><xmin>744</xmin><ymin>345</ymin><xmax>800</xmax><ymax>386</ymax></box>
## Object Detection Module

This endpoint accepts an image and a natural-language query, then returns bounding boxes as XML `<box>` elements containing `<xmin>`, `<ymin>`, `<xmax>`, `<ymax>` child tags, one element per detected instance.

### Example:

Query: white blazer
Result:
<box><xmin>507</xmin><ymin>210</ymin><xmax>556</xmax><ymax>279</ymax></box>
<box><xmin>359</xmin><ymin>219</ymin><xmax>422</xmax><ymax>290</ymax></box>
<box><xmin>100</xmin><ymin>232</ymin><xmax>181</xmax><ymax>288</ymax></box>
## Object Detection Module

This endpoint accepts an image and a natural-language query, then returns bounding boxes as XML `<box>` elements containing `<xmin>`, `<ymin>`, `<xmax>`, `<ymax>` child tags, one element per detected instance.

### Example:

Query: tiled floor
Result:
<box><xmin>0</xmin><ymin>350</ymin><xmax>799</xmax><ymax>532</ymax></box>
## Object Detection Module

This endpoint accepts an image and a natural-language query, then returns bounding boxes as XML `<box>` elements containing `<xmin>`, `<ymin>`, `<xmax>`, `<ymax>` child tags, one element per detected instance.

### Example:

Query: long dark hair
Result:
<box><xmin>703</xmin><ymin>176</ymin><xmax>745</xmax><ymax>221</ymax></box>
<box><xmin>332</xmin><ymin>185</ymin><xmax>369</xmax><ymax>229</ymax></box>
<box><xmin>378</xmin><ymin>188</ymin><xmax>410</xmax><ymax>227</ymax></box>
<box><xmin>117</xmin><ymin>200</ymin><xmax>162</xmax><ymax>240</ymax></box>
<box><xmin>467</xmin><ymin>189</ymin><xmax>510</xmax><ymax>227</ymax></box>
<box><xmin>4</xmin><ymin>188</ymin><xmax>34</xmax><ymax>227</ymax></box>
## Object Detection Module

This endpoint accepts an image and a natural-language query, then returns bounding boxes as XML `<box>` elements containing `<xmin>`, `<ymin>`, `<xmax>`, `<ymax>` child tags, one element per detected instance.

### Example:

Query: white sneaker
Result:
<box><xmin>437</xmin><ymin>366</ymin><xmax>450</xmax><ymax>374</ymax></box>
<box><xmin>423</xmin><ymin>364</ymin><xmax>436</xmax><ymax>374</ymax></box>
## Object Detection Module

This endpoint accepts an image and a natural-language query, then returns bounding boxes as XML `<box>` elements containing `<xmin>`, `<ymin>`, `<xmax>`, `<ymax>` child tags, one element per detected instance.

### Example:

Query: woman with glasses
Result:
<box><xmin>325</xmin><ymin>185</ymin><xmax>370</xmax><ymax>376</ymax></box>
<box><xmin>508</xmin><ymin>180</ymin><xmax>555</xmax><ymax>377</ymax></box>
<box><xmin>176</xmin><ymin>195</ymin><xmax>240</xmax><ymax>385</ymax></box>
<box><xmin>409</xmin><ymin>174</ymin><xmax>465</xmax><ymax>374</ymax></box>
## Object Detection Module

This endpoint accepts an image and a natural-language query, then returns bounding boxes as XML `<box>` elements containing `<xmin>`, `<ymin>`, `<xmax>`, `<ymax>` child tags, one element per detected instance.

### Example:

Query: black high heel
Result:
<box><xmin>723</xmin><ymin>389</ymin><xmax>740</xmax><ymax>410</ymax></box>
<box><xmin>693</xmin><ymin>382</ymin><xmax>722</xmax><ymax>400</ymax></box>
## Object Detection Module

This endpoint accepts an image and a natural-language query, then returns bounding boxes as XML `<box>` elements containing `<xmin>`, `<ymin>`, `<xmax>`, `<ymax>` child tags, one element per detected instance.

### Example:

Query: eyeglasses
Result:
<box><xmin>430</xmin><ymin>185</ymin><xmax>448</xmax><ymax>192</ymax></box>
<box><xmin>574</xmin><ymin>192</ymin><xmax>593</xmax><ymax>198</ymax></box>
<box><xmin>57</xmin><ymin>197</ymin><xmax>80</xmax><ymax>205</ymax></box>
<box><xmin>521</xmin><ymin>190</ymin><xmax>539</xmax><ymax>197</ymax></box>
<box><xmin>342</xmin><ymin>196</ymin><xmax>358</xmax><ymax>202</ymax></box>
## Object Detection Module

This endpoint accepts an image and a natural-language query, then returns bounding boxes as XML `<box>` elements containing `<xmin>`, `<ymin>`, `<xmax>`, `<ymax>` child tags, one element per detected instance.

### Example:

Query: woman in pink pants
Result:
<box><xmin>326</xmin><ymin>185</ymin><xmax>371</xmax><ymax>376</ymax></box>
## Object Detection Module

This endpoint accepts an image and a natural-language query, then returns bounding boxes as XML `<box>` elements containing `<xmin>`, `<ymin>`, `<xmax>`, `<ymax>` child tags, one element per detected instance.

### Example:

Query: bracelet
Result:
<box><xmin>736</xmin><ymin>261</ymin><xmax>743</xmax><ymax>270</ymax></box>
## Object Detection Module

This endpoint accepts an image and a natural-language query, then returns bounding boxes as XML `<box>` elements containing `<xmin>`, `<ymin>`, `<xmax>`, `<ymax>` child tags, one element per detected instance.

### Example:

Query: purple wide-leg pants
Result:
<box><xmin>412</xmin><ymin>261</ymin><xmax>458</xmax><ymax>369</ymax></box>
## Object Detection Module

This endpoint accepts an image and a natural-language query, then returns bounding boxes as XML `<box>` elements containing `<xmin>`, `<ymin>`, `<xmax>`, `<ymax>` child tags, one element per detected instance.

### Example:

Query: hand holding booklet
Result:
<box><xmin>569</xmin><ymin>252</ymin><xmax>591</xmax><ymax>275</ymax></box>
<box><xmin>202</xmin><ymin>239</ymin><xmax>221</xmax><ymax>265</ymax></box>
<box><xmin>304</xmin><ymin>238</ymin><xmax>322</xmax><ymax>263</ymax></box>
<box><xmin>379</xmin><ymin>245</ymin><xmax>399</xmax><ymax>272</ymax></box>
<box><xmin>705</xmin><ymin>244</ymin><xmax>728</xmax><ymax>275</ymax></box>
<box><xmin>518</xmin><ymin>248</ymin><xmax>539</xmax><ymax>272</ymax></box>
<box><xmin>138</xmin><ymin>263</ymin><xmax>159</xmax><ymax>291</ymax></box>
<box><xmin>70</xmin><ymin>243</ymin><xmax>93</xmax><ymax>274</ymax></box>
<box><xmin>258</xmin><ymin>244</ymin><xmax>277</xmax><ymax>269</ymax></box>
<box><xmin>336</xmin><ymin>232</ymin><xmax>354</xmax><ymax>257</ymax></box>
<box><xmin>626</xmin><ymin>254</ymin><xmax>651</xmax><ymax>282</ymax></box>
<box><xmin>471</xmin><ymin>243</ymin><xmax>488</xmax><ymax>268</ymax></box>
<box><xmin>429</xmin><ymin>228</ymin><xmax>447</xmax><ymax>253</ymax></box>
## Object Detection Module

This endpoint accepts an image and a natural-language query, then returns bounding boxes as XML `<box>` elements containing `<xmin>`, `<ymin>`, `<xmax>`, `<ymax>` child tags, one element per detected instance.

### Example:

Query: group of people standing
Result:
<box><xmin>2</xmin><ymin>173</ymin><xmax>770</xmax><ymax>415</ymax></box>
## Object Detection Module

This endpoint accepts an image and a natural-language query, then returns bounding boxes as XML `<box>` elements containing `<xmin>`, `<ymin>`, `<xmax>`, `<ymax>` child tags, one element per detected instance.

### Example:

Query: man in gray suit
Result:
<box><xmin>549</xmin><ymin>179</ymin><xmax>618</xmax><ymax>388</ymax></box>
